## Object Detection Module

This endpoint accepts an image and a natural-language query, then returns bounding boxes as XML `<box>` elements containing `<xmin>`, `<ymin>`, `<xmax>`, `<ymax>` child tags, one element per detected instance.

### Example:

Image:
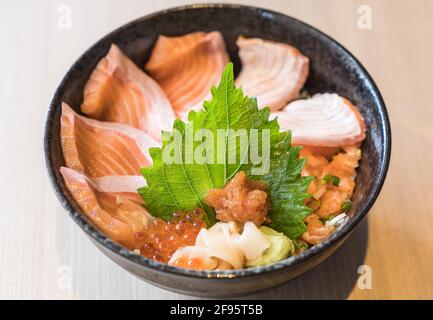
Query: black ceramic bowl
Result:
<box><xmin>44</xmin><ymin>4</ymin><xmax>391</xmax><ymax>297</ymax></box>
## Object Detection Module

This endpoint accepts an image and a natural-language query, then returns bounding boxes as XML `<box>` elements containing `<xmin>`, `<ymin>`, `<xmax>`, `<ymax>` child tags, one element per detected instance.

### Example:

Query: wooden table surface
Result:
<box><xmin>1</xmin><ymin>0</ymin><xmax>432</xmax><ymax>300</ymax></box>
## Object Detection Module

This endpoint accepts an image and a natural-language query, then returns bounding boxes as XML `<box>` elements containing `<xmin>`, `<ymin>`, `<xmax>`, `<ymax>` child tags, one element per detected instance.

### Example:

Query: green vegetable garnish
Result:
<box><xmin>138</xmin><ymin>63</ymin><xmax>312</xmax><ymax>238</ymax></box>
<box><xmin>294</xmin><ymin>239</ymin><xmax>309</xmax><ymax>252</ymax></box>
<box><xmin>320</xmin><ymin>214</ymin><xmax>335</xmax><ymax>224</ymax></box>
<box><xmin>262</xmin><ymin>133</ymin><xmax>313</xmax><ymax>239</ymax></box>
<box><xmin>320</xmin><ymin>174</ymin><xmax>340</xmax><ymax>186</ymax></box>
<box><xmin>247</xmin><ymin>226</ymin><xmax>294</xmax><ymax>267</ymax></box>
<box><xmin>341</xmin><ymin>199</ymin><xmax>352</xmax><ymax>212</ymax></box>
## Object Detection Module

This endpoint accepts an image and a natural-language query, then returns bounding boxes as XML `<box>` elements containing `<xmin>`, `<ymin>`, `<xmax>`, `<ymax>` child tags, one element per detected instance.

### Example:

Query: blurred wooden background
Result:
<box><xmin>1</xmin><ymin>0</ymin><xmax>432</xmax><ymax>299</ymax></box>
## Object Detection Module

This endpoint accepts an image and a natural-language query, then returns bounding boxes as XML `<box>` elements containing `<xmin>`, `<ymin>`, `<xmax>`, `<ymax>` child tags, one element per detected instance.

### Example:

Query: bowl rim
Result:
<box><xmin>44</xmin><ymin>3</ymin><xmax>391</xmax><ymax>279</ymax></box>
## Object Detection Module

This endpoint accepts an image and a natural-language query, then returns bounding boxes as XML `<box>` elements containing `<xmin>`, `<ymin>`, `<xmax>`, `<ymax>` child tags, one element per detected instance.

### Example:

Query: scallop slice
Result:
<box><xmin>272</xmin><ymin>93</ymin><xmax>366</xmax><ymax>147</ymax></box>
<box><xmin>195</xmin><ymin>223</ymin><xmax>245</xmax><ymax>269</ymax></box>
<box><xmin>231</xmin><ymin>222</ymin><xmax>270</xmax><ymax>265</ymax></box>
<box><xmin>235</xmin><ymin>36</ymin><xmax>309</xmax><ymax>111</ymax></box>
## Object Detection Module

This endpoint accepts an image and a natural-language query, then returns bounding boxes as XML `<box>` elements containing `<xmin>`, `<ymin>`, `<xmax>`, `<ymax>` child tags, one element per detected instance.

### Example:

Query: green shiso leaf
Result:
<box><xmin>138</xmin><ymin>63</ymin><xmax>312</xmax><ymax>238</ymax></box>
<box><xmin>261</xmin><ymin>132</ymin><xmax>313</xmax><ymax>239</ymax></box>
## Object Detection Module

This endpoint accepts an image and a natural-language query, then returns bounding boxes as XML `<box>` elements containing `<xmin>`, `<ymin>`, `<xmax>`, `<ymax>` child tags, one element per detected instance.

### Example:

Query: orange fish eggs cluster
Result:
<box><xmin>134</xmin><ymin>209</ymin><xmax>206</xmax><ymax>263</ymax></box>
<box><xmin>170</xmin><ymin>256</ymin><xmax>208</xmax><ymax>270</ymax></box>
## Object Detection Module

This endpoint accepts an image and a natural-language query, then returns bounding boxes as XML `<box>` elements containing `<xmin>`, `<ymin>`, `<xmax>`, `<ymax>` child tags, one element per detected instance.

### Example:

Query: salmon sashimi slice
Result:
<box><xmin>60</xmin><ymin>167</ymin><xmax>152</xmax><ymax>247</ymax></box>
<box><xmin>81</xmin><ymin>44</ymin><xmax>175</xmax><ymax>140</ymax></box>
<box><xmin>145</xmin><ymin>31</ymin><xmax>229</xmax><ymax>119</ymax></box>
<box><xmin>273</xmin><ymin>93</ymin><xmax>366</xmax><ymax>147</ymax></box>
<box><xmin>235</xmin><ymin>36</ymin><xmax>309</xmax><ymax>111</ymax></box>
<box><xmin>61</xmin><ymin>102</ymin><xmax>159</xmax><ymax>177</ymax></box>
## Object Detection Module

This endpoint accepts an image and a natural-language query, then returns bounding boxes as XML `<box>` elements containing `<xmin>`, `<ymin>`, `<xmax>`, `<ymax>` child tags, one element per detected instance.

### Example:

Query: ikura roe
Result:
<box><xmin>134</xmin><ymin>209</ymin><xmax>206</xmax><ymax>262</ymax></box>
<box><xmin>170</xmin><ymin>257</ymin><xmax>208</xmax><ymax>269</ymax></box>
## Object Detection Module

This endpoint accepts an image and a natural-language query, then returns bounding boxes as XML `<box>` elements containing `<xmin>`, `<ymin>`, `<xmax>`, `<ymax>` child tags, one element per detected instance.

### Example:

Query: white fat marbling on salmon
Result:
<box><xmin>272</xmin><ymin>93</ymin><xmax>366</xmax><ymax>147</ymax></box>
<box><xmin>81</xmin><ymin>44</ymin><xmax>175</xmax><ymax>140</ymax></box>
<box><xmin>61</xmin><ymin>102</ymin><xmax>159</xmax><ymax>177</ymax></box>
<box><xmin>235</xmin><ymin>36</ymin><xmax>309</xmax><ymax>111</ymax></box>
<box><xmin>90</xmin><ymin>175</ymin><xmax>146</xmax><ymax>193</ymax></box>
<box><xmin>60</xmin><ymin>167</ymin><xmax>152</xmax><ymax>246</ymax></box>
<box><xmin>145</xmin><ymin>31</ymin><xmax>229</xmax><ymax>118</ymax></box>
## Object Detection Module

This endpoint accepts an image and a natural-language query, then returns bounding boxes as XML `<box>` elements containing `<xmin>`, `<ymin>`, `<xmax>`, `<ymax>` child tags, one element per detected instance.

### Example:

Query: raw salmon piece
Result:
<box><xmin>301</xmin><ymin>213</ymin><xmax>335</xmax><ymax>245</ymax></box>
<box><xmin>321</xmin><ymin>145</ymin><xmax>362</xmax><ymax>199</ymax></box>
<box><xmin>299</xmin><ymin>145</ymin><xmax>340</xmax><ymax>160</ymax></box>
<box><xmin>323</xmin><ymin>145</ymin><xmax>361</xmax><ymax>178</ymax></box>
<box><xmin>145</xmin><ymin>31</ymin><xmax>229</xmax><ymax>118</ymax></box>
<box><xmin>205</xmin><ymin>171</ymin><xmax>269</xmax><ymax>227</ymax></box>
<box><xmin>60</xmin><ymin>167</ymin><xmax>152</xmax><ymax>247</ymax></box>
<box><xmin>61</xmin><ymin>102</ymin><xmax>159</xmax><ymax>177</ymax></box>
<box><xmin>273</xmin><ymin>93</ymin><xmax>366</xmax><ymax>147</ymax></box>
<box><xmin>235</xmin><ymin>36</ymin><xmax>309</xmax><ymax>111</ymax></box>
<box><xmin>318</xmin><ymin>188</ymin><xmax>348</xmax><ymax>217</ymax></box>
<box><xmin>307</xmin><ymin>179</ymin><xmax>328</xmax><ymax>200</ymax></box>
<box><xmin>300</xmin><ymin>149</ymin><xmax>329</xmax><ymax>199</ymax></box>
<box><xmin>81</xmin><ymin>44</ymin><xmax>175</xmax><ymax>140</ymax></box>
<box><xmin>301</xmin><ymin>144</ymin><xmax>361</xmax><ymax>220</ymax></box>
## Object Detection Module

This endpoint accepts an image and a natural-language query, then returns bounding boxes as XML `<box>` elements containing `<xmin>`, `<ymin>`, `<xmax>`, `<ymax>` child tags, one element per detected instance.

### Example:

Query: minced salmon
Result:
<box><xmin>205</xmin><ymin>171</ymin><xmax>270</xmax><ymax>226</ymax></box>
<box><xmin>300</xmin><ymin>144</ymin><xmax>362</xmax><ymax>244</ymax></box>
<box><xmin>301</xmin><ymin>214</ymin><xmax>335</xmax><ymax>245</ymax></box>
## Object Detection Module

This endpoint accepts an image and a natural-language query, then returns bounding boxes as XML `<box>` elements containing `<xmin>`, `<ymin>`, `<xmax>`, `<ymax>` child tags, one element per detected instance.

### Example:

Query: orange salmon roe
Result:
<box><xmin>171</xmin><ymin>257</ymin><xmax>208</xmax><ymax>270</ymax></box>
<box><xmin>134</xmin><ymin>209</ymin><xmax>206</xmax><ymax>263</ymax></box>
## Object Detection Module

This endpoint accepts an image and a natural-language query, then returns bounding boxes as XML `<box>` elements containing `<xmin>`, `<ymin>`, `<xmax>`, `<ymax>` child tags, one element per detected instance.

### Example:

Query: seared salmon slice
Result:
<box><xmin>273</xmin><ymin>93</ymin><xmax>366</xmax><ymax>147</ymax></box>
<box><xmin>61</xmin><ymin>102</ymin><xmax>159</xmax><ymax>177</ymax></box>
<box><xmin>81</xmin><ymin>44</ymin><xmax>175</xmax><ymax>140</ymax></box>
<box><xmin>145</xmin><ymin>31</ymin><xmax>229</xmax><ymax>119</ymax></box>
<box><xmin>60</xmin><ymin>167</ymin><xmax>152</xmax><ymax>247</ymax></box>
<box><xmin>235</xmin><ymin>36</ymin><xmax>309</xmax><ymax>111</ymax></box>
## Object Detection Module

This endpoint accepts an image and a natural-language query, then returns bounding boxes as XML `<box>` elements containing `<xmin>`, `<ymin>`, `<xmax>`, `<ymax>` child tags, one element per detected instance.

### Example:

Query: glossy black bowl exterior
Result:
<box><xmin>44</xmin><ymin>4</ymin><xmax>391</xmax><ymax>297</ymax></box>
